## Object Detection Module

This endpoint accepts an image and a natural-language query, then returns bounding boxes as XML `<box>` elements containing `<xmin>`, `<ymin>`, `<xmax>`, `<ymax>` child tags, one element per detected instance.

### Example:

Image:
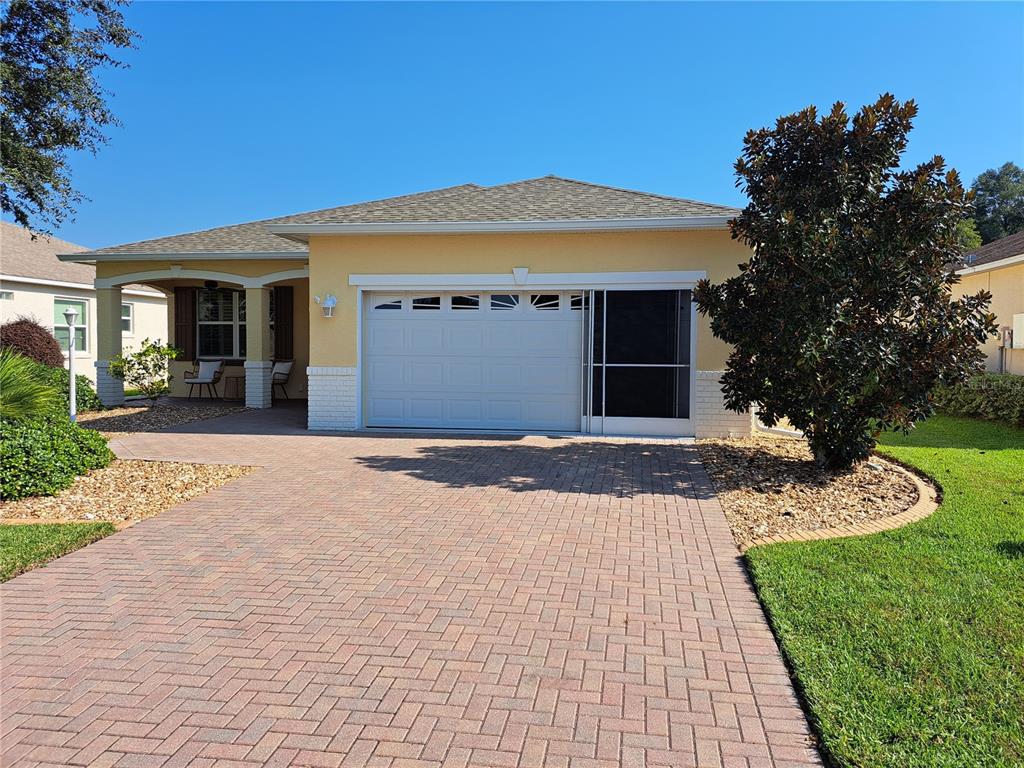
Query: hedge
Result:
<box><xmin>932</xmin><ymin>373</ymin><xmax>1024</xmax><ymax>428</ymax></box>
<box><xmin>0</xmin><ymin>414</ymin><xmax>114</xmax><ymax>501</ymax></box>
<box><xmin>28</xmin><ymin>360</ymin><xmax>104</xmax><ymax>414</ymax></box>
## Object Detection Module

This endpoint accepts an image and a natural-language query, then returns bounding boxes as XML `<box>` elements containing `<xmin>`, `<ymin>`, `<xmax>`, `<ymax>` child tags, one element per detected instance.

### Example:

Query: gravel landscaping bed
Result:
<box><xmin>698</xmin><ymin>431</ymin><xmax>918</xmax><ymax>548</ymax></box>
<box><xmin>0</xmin><ymin>460</ymin><xmax>255</xmax><ymax>525</ymax></box>
<box><xmin>77</xmin><ymin>400</ymin><xmax>247</xmax><ymax>434</ymax></box>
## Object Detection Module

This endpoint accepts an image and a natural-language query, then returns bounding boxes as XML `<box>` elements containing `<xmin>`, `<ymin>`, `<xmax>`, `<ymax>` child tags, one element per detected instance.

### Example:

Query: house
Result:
<box><xmin>1</xmin><ymin>222</ymin><xmax>169</xmax><ymax>381</ymax></box>
<box><xmin>60</xmin><ymin>176</ymin><xmax>755</xmax><ymax>437</ymax></box>
<box><xmin>957</xmin><ymin>230</ymin><xmax>1024</xmax><ymax>375</ymax></box>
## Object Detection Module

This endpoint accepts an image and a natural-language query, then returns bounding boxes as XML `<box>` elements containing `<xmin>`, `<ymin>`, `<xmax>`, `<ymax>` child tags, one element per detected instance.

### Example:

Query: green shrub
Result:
<box><xmin>932</xmin><ymin>373</ymin><xmax>1024</xmax><ymax>427</ymax></box>
<box><xmin>30</xmin><ymin>362</ymin><xmax>104</xmax><ymax>414</ymax></box>
<box><xmin>0</xmin><ymin>349</ymin><xmax>57</xmax><ymax>420</ymax></box>
<box><xmin>0</xmin><ymin>414</ymin><xmax>114</xmax><ymax>501</ymax></box>
<box><xmin>110</xmin><ymin>339</ymin><xmax>180</xmax><ymax>401</ymax></box>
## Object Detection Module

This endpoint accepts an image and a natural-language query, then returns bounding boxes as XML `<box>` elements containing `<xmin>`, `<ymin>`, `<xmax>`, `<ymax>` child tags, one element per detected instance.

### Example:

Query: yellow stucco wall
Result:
<box><xmin>955</xmin><ymin>261</ymin><xmax>1024</xmax><ymax>375</ymax></box>
<box><xmin>307</xmin><ymin>229</ymin><xmax>750</xmax><ymax>370</ymax></box>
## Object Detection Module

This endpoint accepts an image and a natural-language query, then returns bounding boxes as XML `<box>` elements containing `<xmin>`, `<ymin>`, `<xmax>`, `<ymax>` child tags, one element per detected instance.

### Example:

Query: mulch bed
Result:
<box><xmin>697</xmin><ymin>432</ymin><xmax>919</xmax><ymax>549</ymax></box>
<box><xmin>0</xmin><ymin>460</ymin><xmax>255</xmax><ymax>525</ymax></box>
<box><xmin>77</xmin><ymin>400</ymin><xmax>247</xmax><ymax>434</ymax></box>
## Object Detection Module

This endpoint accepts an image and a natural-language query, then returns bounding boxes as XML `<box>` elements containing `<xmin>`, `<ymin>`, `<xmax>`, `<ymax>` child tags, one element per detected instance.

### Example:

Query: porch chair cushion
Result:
<box><xmin>272</xmin><ymin>360</ymin><xmax>293</xmax><ymax>382</ymax></box>
<box><xmin>191</xmin><ymin>359</ymin><xmax>224</xmax><ymax>384</ymax></box>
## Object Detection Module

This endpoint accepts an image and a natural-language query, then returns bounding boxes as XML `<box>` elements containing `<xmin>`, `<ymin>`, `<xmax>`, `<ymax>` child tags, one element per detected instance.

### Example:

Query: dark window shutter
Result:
<box><xmin>273</xmin><ymin>285</ymin><xmax>294</xmax><ymax>360</ymax></box>
<box><xmin>173</xmin><ymin>287</ymin><xmax>196</xmax><ymax>361</ymax></box>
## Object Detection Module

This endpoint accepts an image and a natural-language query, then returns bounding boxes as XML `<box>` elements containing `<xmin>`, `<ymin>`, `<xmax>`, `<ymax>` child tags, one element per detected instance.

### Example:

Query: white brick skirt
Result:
<box><xmin>306</xmin><ymin>366</ymin><xmax>750</xmax><ymax>438</ymax></box>
<box><xmin>307</xmin><ymin>366</ymin><xmax>358</xmax><ymax>430</ymax></box>
<box><xmin>695</xmin><ymin>370</ymin><xmax>752</xmax><ymax>438</ymax></box>
<box><xmin>94</xmin><ymin>360</ymin><xmax>125</xmax><ymax>407</ymax></box>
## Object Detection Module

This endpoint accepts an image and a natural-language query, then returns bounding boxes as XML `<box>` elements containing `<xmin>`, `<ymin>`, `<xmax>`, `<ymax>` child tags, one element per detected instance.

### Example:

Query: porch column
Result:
<box><xmin>244</xmin><ymin>286</ymin><xmax>273</xmax><ymax>408</ymax></box>
<box><xmin>95</xmin><ymin>287</ymin><xmax>125</xmax><ymax>407</ymax></box>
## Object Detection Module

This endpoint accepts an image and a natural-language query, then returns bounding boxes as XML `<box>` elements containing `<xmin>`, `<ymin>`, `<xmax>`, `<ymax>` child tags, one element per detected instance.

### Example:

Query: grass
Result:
<box><xmin>0</xmin><ymin>522</ymin><xmax>116</xmax><ymax>582</ymax></box>
<box><xmin>746</xmin><ymin>415</ymin><xmax>1024</xmax><ymax>768</ymax></box>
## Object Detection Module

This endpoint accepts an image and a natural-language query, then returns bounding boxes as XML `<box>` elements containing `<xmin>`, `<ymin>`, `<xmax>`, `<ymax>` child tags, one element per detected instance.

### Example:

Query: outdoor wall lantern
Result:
<box><xmin>314</xmin><ymin>294</ymin><xmax>337</xmax><ymax>318</ymax></box>
<box><xmin>62</xmin><ymin>305</ymin><xmax>78</xmax><ymax>422</ymax></box>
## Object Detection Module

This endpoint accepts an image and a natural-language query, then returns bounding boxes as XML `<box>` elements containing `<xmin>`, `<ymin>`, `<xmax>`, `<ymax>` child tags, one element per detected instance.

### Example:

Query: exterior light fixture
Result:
<box><xmin>314</xmin><ymin>294</ymin><xmax>337</xmax><ymax>318</ymax></box>
<box><xmin>62</xmin><ymin>306</ymin><xmax>78</xmax><ymax>422</ymax></box>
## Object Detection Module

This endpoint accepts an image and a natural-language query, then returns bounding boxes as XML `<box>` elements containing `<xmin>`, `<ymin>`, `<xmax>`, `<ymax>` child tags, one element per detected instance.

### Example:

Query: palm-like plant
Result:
<box><xmin>0</xmin><ymin>348</ymin><xmax>58</xmax><ymax>421</ymax></box>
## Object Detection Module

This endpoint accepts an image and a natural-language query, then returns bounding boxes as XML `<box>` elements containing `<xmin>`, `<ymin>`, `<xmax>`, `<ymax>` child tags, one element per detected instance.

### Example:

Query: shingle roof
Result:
<box><xmin>74</xmin><ymin>176</ymin><xmax>739</xmax><ymax>258</ymax></box>
<box><xmin>0</xmin><ymin>223</ymin><xmax>157</xmax><ymax>292</ymax></box>
<box><xmin>961</xmin><ymin>230</ymin><xmax>1024</xmax><ymax>269</ymax></box>
<box><xmin>1</xmin><ymin>222</ymin><xmax>93</xmax><ymax>282</ymax></box>
<box><xmin>279</xmin><ymin>176</ymin><xmax>739</xmax><ymax>224</ymax></box>
<box><xmin>82</xmin><ymin>184</ymin><xmax>481</xmax><ymax>256</ymax></box>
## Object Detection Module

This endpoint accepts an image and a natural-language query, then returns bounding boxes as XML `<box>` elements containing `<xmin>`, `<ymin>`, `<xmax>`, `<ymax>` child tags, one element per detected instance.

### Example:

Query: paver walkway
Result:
<box><xmin>1</xmin><ymin>406</ymin><xmax>820</xmax><ymax>767</ymax></box>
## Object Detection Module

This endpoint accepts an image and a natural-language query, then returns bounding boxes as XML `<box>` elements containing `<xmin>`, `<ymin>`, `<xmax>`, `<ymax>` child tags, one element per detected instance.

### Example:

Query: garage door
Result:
<box><xmin>362</xmin><ymin>291</ymin><xmax>583</xmax><ymax>431</ymax></box>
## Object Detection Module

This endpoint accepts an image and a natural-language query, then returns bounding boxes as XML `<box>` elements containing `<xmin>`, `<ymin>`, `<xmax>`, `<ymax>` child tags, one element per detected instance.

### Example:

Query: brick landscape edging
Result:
<box><xmin>740</xmin><ymin>459</ymin><xmax>941</xmax><ymax>552</ymax></box>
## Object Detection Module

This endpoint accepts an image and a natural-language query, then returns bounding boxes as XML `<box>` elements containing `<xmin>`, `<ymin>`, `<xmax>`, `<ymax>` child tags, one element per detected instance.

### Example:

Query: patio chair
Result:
<box><xmin>184</xmin><ymin>359</ymin><xmax>224</xmax><ymax>400</ymax></box>
<box><xmin>272</xmin><ymin>360</ymin><xmax>294</xmax><ymax>401</ymax></box>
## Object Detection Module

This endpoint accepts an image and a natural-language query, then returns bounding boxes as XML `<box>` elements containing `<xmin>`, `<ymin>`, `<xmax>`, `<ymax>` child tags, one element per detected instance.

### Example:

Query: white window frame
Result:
<box><xmin>450</xmin><ymin>294</ymin><xmax>481</xmax><ymax>311</ymax></box>
<box><xmin>53</xmin><ymin>297</ymin><xmax>89</xmax><ymax>354</ymax></box>
<box><xmin>0</xmin><ymin>290</ymin><xmax>13</xmax><ymax>301</ymax></box>
<box><xmin>196</xmin><ymin>288</ymin><xmax>245</xmax><ymax>359</ymax></box>
<box><xmin>488</xmin><ymin>292</ymin><xmax>522</xmax><ymax>312</ymax></box>
<box><xmin>121</xmin><ymin>302</ymin><xmax>134</xmax><ymax>335</ymax></box>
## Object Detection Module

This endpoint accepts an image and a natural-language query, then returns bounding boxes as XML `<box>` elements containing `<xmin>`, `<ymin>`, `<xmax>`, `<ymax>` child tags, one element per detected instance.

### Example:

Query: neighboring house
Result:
<box><xmin>957</xmin><ymin>230</ymin><xmax>1024</xmax><ymax>375</ymax></box>
<box><xmin>60</xmin><ymin>176</ymin><xmax>754</xmax><ymax>437</ymax></box>
<box><xmin>0</xmin><ymin>222</ymin><xmax>169</xmax><ymax>382</ymax></box>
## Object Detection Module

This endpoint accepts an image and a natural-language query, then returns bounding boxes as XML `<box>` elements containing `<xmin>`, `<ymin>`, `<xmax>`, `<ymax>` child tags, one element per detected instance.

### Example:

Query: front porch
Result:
<box><xmin>92</xmin><ymin>263</ymin><xmax>309</xmax><ymax>410</ymax></box>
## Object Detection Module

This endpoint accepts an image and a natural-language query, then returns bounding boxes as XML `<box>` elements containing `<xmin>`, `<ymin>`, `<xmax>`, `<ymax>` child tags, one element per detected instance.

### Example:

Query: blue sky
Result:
<box><xmin>46</xmin><ymin>1</ymin><xmax>1024</xmax><ymax>248</ymax></box>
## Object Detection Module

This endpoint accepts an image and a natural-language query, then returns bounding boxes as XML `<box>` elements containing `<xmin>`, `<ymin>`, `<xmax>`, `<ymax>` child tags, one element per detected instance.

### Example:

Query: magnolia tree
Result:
<box><xmin>693</xmin><ymin>95</ymin><xmax>996</xmax><ymax>470</ymax></box>
<box><xmin>109</xmin><ymin>339</ymin><xmax>180</xmax><ymax>401</ymax></box>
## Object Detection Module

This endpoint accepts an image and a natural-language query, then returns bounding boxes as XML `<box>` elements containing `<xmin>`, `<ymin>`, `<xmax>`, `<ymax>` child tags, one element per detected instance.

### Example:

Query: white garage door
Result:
<box><xmin>363</xmin><ymin>291</ymin><xmax>583</xmax><ymax>431</ymax></box>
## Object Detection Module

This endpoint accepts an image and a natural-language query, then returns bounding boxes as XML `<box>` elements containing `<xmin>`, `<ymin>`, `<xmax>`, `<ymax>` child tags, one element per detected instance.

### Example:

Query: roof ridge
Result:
<box><xmin>81</xmin><ymin>183</ymin><xmax>482</xmax><ymax>254</ymax></box>
<box><xmin>372</xmin><ymin>175</ymin><xmax>739</xmax><ymax>215</ymax></box>
<box><xmin>534</xmin><ymin>175</ymin><xmax>740</xmax><ymax>212</ymax></box>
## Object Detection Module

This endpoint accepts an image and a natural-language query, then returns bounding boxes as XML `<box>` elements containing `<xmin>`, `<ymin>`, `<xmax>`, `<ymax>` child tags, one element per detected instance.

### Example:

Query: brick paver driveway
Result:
<box><xmin>1</xmin><ymin>405</ymin><xmax>819</xmax><ymax>767</ymax></box>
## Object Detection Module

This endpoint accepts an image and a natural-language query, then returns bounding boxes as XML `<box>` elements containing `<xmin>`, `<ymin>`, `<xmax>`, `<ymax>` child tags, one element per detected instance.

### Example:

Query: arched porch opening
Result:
<box><xmin>94</xmin><ymin>266</ymin><xmax>309</xmax><ymax>408</ymax></box>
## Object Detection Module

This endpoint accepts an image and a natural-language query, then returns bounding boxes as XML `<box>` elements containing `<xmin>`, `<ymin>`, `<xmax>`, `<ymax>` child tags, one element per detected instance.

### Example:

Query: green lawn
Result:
<box><xmin>0</xmin><ymin>522</ymin><xmax>116</xmax><ymax>582</ymax></box>
<box><xmin>746</xmin><ymin>415</ymin><xmax>1024</xmax><ymax>768</ymax></box>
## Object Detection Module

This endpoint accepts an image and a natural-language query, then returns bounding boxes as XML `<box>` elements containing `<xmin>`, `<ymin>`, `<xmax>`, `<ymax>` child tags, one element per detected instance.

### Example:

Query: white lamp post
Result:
<box><xmin>63</xmin><ymin>306</ymin><xmax>78</xmax><ymax>422</ymax></box>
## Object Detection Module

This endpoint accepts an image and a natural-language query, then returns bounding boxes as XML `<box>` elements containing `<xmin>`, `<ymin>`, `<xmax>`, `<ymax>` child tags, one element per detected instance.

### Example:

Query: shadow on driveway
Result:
<box><xmin>356</xmin><ymin>441</ymin><xmax>715</xmax><ymax>498</ymax></box>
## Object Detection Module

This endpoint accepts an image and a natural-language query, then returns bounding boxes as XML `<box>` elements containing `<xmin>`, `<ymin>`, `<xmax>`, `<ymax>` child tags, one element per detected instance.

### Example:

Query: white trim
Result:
<box><xmin>94</xmin><ymin>266</ymin><xmax>309</xmax><ymax>290</ymax></box>
<box><xmin>267</xmin><ymin>215</ymin><xmax>732</xmax><ymax>240</ymax></box>
<box><xmin>0</xmin><ymin>274</ymin><xmax>164</xmax><ymax>297</ymax></box>
<box><xmin>957</xmin><ymin>252</ymin><xmax>1024</xmax><ymax>275</ymax></box>
<box><xmin>58</xmin><ymin>251</ymin><xmax>308</xmax><ymax>263</ymax></box>
<box><xmin>121</xmin><ymin>301</ymin><xmax>134</xmax><ymax>335</ymax></box>
<box><xmin>353</xmin><ymin>285</ymin><xmax>699</xmax><ymax>437</ymax></box>
<box><xmin>590</xmin><ymin>416</ymin><xmax>694</xmax><ymax>437</ymax></box>
<box><xmin>349</xmin><ymin>270</ymin><xmax>706</xmax><ymax>291</ymax></box>
<box><xmin>355</xmin><ymin>289</ymin><xmax>364</xmax><ymax>429</ymax></box>
<box><xmin>53</xmin><ymin>295</ymin><xmax>90</xmax><ymax>354</ymax></box>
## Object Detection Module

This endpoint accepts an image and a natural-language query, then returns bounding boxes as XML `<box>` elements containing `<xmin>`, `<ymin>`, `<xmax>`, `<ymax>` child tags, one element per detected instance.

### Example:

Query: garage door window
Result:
<box><xmin>373</xmin><ymin>297</ymin><xmax>403</xmax><ymax>310</ymax></box>
<box><xmin>451</xmin><ymin>294</ymin><xmax>480</xmax><ymax>310</ymax></box>
<box><xmin>530</xmin><ymin>294</ymin><xmax>560</xmax><ymax>310</ymax></box>
<box><xmin>490</xmin><ymin>293</ymin><xmax>519</xmax><ymax>310</ymax></box>
<box><xmin>412</xmin><ymin>296</ymin><xmax>441</xmax><ymax>310</ymax></box>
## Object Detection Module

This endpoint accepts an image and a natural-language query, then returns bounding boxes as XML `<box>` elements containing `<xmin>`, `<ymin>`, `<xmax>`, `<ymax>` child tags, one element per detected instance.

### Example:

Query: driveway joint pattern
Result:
<box><xmin>2</xmin><ymin>406</ymin><xmax>820</xmax><ymax>767</ymax></box>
